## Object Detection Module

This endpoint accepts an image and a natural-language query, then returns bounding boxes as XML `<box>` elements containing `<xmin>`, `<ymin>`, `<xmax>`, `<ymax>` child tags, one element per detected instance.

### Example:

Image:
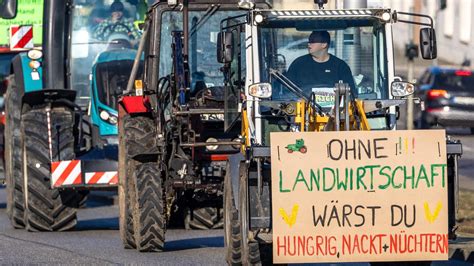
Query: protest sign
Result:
<box><xmin>270</xmin><ymin>130</ymin><xmax>448</xmax><ymax>263</ymax></box>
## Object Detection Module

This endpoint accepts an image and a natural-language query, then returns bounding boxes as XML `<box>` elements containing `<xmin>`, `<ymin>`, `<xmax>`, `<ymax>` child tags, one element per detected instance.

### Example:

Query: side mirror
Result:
<box><xmin>217</xmin><ymin>32</ymin><xmax>233</xmax><ymax>64</ymax></box>
<box><xmin>0</xmin><ymin>0</ymin><xmax>17</xmax><ymax>19</ymax></box>
<box><xmin>420</xmin><ymin>28</ymin><xmax>437</xmax><ymax>60</ymax></box>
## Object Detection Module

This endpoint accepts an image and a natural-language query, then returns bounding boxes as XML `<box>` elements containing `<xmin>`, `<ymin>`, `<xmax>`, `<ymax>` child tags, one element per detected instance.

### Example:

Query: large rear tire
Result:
<box><xmin>4</xmin><ymin>75</ymin><xmax>25</xmax><ymax>228</ymax></box>
<box><xmin>224</xmin><ymin>162</ymin><xmax>242</xmax><ymax>265</ymax></box>
<box><xmin>21</xmin><ymin>107</ymin><xmax>83</xmax><ymax>231</ymax></box>
<box><xmin>132</xmin><ymin>163</ymin><xmax>166</xmax><ymax>252</ymax></box>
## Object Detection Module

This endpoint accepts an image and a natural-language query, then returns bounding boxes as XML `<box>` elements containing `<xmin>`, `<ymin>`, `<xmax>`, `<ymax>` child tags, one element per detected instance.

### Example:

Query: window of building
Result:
<box><xmin>443</xmin><ymin>0</ymin><xmax>454</xmax><ymax>37</ymax></box>
<box><xmin>459</xmin><ymin>0</ymin><xmax>471</xmax><ymax>43</ymax></box>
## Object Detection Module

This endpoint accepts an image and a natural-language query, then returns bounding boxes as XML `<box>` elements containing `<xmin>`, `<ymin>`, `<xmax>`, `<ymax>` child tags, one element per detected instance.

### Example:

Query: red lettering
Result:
<box><xmin>407</xmin><ymin>235</ymin><xmax>414</xmax><ymax>253</ymax></box>
<box><xmin>352</xmin><ymin>234</ymin><xmax>361</xmax><ymax>254</ymax></box>
<box><xmin>328</xmin><ymin>236</ymin><xmax>337</xmax><ymax>255</ymax></box>
<box><xmin>429</xmin><ymin>234</ymin><xmax>436</xmax><ymax>253</ymax></box>
<box><xmin>306</xmin><ymin>236</ymin><xmax>314</xmax><ymax>256</ymax></box>
<box><xmin>342</xmin><ymin>235</ymin><xmax>351</xmax><ymax>255</ymax></box>
<box><xmin>390</xmin><ymin>234</ymin><xmax>398</xmax><ymax>253</ymax></box>
<box><xmin>288</xmin><ymin>236</ymin><xmax>296</xmax><ymax>256</ymax></box>
<box><xmin>316</xmin><ymin>236</ymin><xmax>324</xmax><ymax>255</ymax></box>
<box><xmin>297</xmin><ymin>236</ymin><xmax>305</xmax><ymax>256</ymax></box>
<box><xmin>399</xmin><ymin>234</ymin><xmax>408</xmax><ymax>253</ymax></box>
<box><xmin>361</xmin><ymin>234</ymin><xmax>369</xmax><ymax>254</ymax></box>
<box><xmin>436</xmin><ymin>234</ymin><xmax>442</xmax><ymax>253</ymax></box>
<box><xmin>369</xmin><ymin>234</ymin><xmax>377</xmax><ymax>254</ymax></box>
<box><xmin>442</xmin><ymin>234</ymin><xmax>448</xmax><ymax>254</ymax></box>
<box><xmin>277</xmin><ymin>236</ymin><xmax>286</xmax><ymax>256</ymax></box>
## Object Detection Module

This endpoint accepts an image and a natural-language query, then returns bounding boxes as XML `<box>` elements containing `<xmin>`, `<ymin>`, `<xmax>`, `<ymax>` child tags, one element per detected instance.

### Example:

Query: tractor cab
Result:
<box><xmin>90</xmin><ymin>49</ymin><xmax>143</xmax><ymax>143</ymax></box>
<box><xmin>220</xmin><ymin>9</ymin><xmax>436</xmax><ymax>146</ymax></box>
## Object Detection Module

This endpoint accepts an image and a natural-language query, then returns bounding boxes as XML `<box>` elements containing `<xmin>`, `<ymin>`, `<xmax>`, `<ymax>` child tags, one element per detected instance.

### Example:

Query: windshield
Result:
<box><xmin>95</xmin><ymin>59</ymin><xmax>143</xmax><ymax>110</ymax></box>
<box><xmin>69</xmin><ymin>0</ymin><xmax>153</xmax><ymax>107</ymax></box>
<box><xmin>159</xmin><ymin>9</ymin><xmax>245</xmax><ymax>90</ymax></box>
<box><xmin>258</xmin><ymin>19</ymin><xmax>389</xmax><ymax>109</ymax></box>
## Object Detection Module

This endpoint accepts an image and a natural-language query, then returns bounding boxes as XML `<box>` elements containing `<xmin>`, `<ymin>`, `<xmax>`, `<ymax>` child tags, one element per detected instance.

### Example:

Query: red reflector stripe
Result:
<box><xmin>51</xmin><ymin>160</ymin><xmax>82</xmax><ymax>187</ymax></box>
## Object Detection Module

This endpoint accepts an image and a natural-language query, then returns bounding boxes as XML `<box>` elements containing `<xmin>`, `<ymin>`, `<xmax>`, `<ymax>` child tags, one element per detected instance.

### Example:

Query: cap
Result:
<box><xmin>308</xmin><ymin>30</ymin><xmax>330</xmax><ymax>44</ymax></box>
<box><xmin>110</xmin><ymin>1</ymin><xmax>124</xmax><ymax>13</ymax></box>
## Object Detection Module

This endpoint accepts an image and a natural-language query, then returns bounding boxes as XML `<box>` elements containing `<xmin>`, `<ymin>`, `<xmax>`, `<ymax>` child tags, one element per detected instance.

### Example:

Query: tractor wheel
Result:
<box><xmin>184</xmin><ymin>207</ymin><xmax>223</xmax><ymax>230</ymax></box>
<box><xmin>119</xmin><ymin>114</ymin><xmax>160</xmax><ymax>250</ymax></box>
<box><xmin>287</xmin><ymin>149</ymin><xmax>293</xmax><ymax>153</ymax></box>
<box><xmin>4</xmin><ymin>75</ymin><xmax>25</xmax><ymax>228</ymax></box>
<box><xmin>224</xmin><ymin>162</ymin><xmax>242</xmax><ymax>265</ymax></box>
<box><xmin>21</xmin><ymin>107</ymin><xmax>85</xmax><ymax>231</ymax></box>
<box><xmin>299</xmin><ymin>146</ymin><xmax>307</xmax><ymax>153</ymax></box>
<box><xmin>118</xmin><ymin>114</ymin><xmax>136</xmax><ymax>249</ymax></box>
<box><xmin>239</xmin><ymin>162</ymin><xmax>273</xmax><ymax>265</ymax></box>
<box><xmin>132</xmin><ymin>163</ymin><xmax>166</xmax><ymax>252</ymax></box>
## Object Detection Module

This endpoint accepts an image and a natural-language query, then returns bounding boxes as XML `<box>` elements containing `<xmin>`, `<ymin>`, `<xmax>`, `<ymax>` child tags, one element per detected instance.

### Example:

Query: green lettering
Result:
<box><xmin>337</xmin><ymin>168</ymin><xmax>349</xmax><ymax>191</ymax></box>
<box><xmin>279</xmin><ymin>170</ymin><xmax>290</xmax><ymax>193</ymax></box>
<box><xmin>310</xmin><ymin>169</ymin><xmax>321</xmax><ymax>191</ymax></box>
<box><xmin>391</xmin><ymin>166</ymin><xmax>403</xmax><ymax>189</ymax></box>
<box><xmin>356</xmin><ymin>166</ymin><xmax>367</xmax><ymax>190</ymax></box>
<box><xmin>431</xmin><ymin>164</ymin><xmax>447</xmax><ymax>188</ymax></box>
<box><xmin>365</xmin><ymin>165</ymin><xmax>380</xmax><ymax>190</ymax></box>
<box><xmin>323</xmin><ymin>168</ymin><xmax>336</xmax><ymax>192</ymax></box>
<box><xmin>292</xmin><ymin>169</ymin><xmax>311</xmax><ymax>191</ymax></box>
<box><xmin>378</xmin><ymin>166</ymin><xmax>391</xmax><ymax>189</ymax></box>
<box><xmin>415</xmin><ymin>164</ymin><xmax>430</xmax><ymax>188</ymax></box>
<box><xmin>403</xmin><ymin>166</ymin><xmax>415</xmax><ymax>189</ymax></box>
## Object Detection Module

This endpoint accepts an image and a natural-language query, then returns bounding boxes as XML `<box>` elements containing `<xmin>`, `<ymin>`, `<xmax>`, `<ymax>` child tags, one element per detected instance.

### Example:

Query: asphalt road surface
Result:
<box><xmin>0</xmin><ymin>128</ymin><xmax>472</xmax><ymax>265</ymax></box>
<box><xmin>0</xmin><ymin>189</ymin><xmax>225</xmax><ymax>264</ymax></box>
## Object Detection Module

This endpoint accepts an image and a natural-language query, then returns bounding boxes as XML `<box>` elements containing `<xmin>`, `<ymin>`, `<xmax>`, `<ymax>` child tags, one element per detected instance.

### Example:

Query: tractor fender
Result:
<box><xmin>22</xmin><ymin>89</ymin><xmax>76</xmax><ymax>110</ymax></box>
<box><xmin>227</xmin><ymin>153</ymin><xmax>245</xmax><ymax>212</ymax></box>
<box><xmin>119</xmin><ymin>95</ymin><xmax>151</xmax><ymax>114</ymax></box>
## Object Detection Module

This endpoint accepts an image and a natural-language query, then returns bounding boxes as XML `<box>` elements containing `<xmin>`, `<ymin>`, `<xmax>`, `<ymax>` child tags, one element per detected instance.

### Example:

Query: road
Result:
<box><xmin>0</xmin><ymin>128</ymin><xmax>472</xmax><ymax>265</ymax></box>
<box><xmin>0</xmin><ymin>189</ymin><xmax>225</xmax><ymax>264</ymax></box>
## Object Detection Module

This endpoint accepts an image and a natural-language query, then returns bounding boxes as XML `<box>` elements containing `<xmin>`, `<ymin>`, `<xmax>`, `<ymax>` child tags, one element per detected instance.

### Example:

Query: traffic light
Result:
<box><xmin>405</xmin><ymin>42</ymin><xmax>419</xmax><ymax>61</ymax></box>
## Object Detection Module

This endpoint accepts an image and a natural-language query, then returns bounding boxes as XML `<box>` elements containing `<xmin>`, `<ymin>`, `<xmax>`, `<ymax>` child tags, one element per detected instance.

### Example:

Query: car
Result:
<box><xmin>414</xmin><ymin>66</ymin><xmax>474</xmax><ymax>132</ymax></box>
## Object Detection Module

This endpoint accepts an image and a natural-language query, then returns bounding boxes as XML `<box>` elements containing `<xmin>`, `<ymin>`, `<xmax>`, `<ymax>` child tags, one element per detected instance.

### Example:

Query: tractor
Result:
<box><xmin>0</xmin><ymin>0</ymin><xmax>152</xmax><ymax>231</ymax></box>
<box><xmin>117</xmin><ymin>0</ymin><xmax>273</xmax><ymax>251</ymax></box>
<box><xmin>217</xmin><ymin>2</ymin><xmax>462</xmax><ymax>265</ymax></box>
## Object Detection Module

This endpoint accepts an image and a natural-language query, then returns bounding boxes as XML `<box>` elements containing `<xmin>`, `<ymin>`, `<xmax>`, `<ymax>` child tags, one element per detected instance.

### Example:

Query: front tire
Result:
<box><xmin>4</xmin><ymin>75</ymin><xmax>25</xmax><ymax>228</ymax></box>
<box><xmin>132</xmin><ymin>163</ymin><xmax>166</xmax><ymax>252</ymax></box>
<box><xmin>21</xmin><ymin>107</ymin><xmax>84</xmax><ymax>231</ymax></box>
<box><xmin>224</xmin><ymin>162</ymin><xmax>242</xmax><ymax>265</ymax></box>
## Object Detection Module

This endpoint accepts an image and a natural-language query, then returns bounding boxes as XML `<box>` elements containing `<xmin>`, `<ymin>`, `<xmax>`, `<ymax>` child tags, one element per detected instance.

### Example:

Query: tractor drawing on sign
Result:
<box><xmin>285</xmin><ymin>139</ymin><xmax>307</xmax><ymax>153</ymax></box>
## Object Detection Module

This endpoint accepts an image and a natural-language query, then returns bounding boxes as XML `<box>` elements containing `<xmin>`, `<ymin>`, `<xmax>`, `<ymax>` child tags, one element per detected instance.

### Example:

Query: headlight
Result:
<box><xmin>28</xmin><ymin>60</ymin><xmax>41</xmax><ymax>69</ymax></box>
<box><xmin>109</xmin><ymin>116</ymin><xmax>118</xmax><ymax>125</ymax></box>
<box><xmin>391</xmin><ymin>81</ymin><xmax>415</xmax><ymax>97</ymax></box>
<box><xmin>27</xmin><ymin>49</ymin><xmax>43</xmax><ymax>60</ymax></box>
<box><xmin>100</xmin><ymin>110</ymin><xmax>110</xmax><ymax>120</ymax></box>
<box><xmin>249</xmin><ymin>83</ymin><xmax>272</xmax><ymax>98</ymax></box>
<box><xmin>99</xmin><ymin>110</ymin><xmax>118</xmax><ymax>125</ymax></box>
<box><xmin>381</xmin><ymin>12</ymin><xmax>391</xmax><ymax>22</ymax></box>
<box><xmin>206</xmin><ymin>138</ymin><xmax>219</xmax><ymax>151</ymax></box>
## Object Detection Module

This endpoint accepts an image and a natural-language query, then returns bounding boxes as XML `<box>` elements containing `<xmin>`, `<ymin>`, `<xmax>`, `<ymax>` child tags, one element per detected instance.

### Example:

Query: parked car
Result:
<box><xmin>414</xmin><ymin>66</ymin><xmax>474</xmax><ymax>132</ymax></box>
